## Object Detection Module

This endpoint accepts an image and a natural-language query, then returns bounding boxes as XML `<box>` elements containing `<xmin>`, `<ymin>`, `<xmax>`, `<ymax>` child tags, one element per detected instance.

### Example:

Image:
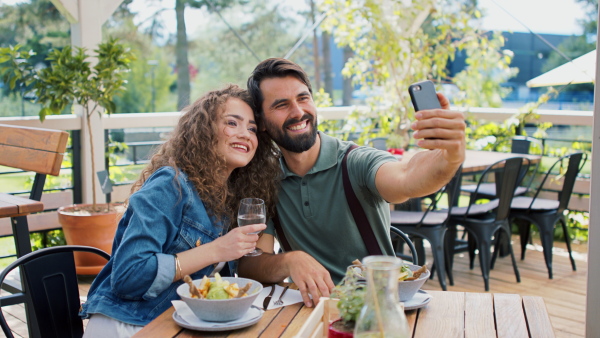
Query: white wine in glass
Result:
<box><xmin>237</xmin><ymin>198</ymin><xmax>266</xmax><ymax>256</ymax></box>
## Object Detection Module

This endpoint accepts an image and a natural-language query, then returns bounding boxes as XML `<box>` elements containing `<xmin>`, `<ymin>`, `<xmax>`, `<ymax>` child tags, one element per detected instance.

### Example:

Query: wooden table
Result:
<box><xmin>0</xmin><ymin>193</ymin><xmax>44</xmax><ymax>258</ymax></box>
<box><xmin>403</xmin><ymin>149</ymin><xmax>542</xmax><ymax>174</ymax></box>
<box><xmin>461</xmin><ymin>150</ymin><xmax>541</xmax><ymax>174</ymax></box>
<box><xmin>133</xmin><ymin>290</ymin><xmax>554</xmax><ymax>337</ymax></box>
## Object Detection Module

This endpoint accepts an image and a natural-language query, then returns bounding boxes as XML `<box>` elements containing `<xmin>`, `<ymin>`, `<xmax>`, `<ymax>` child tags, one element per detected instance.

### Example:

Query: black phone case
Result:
<box><xmin>408</xmin><ymin>80</ymin><xmax>441</xmax><ymax>111</ymax></box>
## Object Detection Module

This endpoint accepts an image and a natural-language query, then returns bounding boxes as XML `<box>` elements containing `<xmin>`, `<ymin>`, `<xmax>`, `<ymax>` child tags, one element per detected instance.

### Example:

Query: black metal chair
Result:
<box><xmin>0</xmin><ymin>246</ymin><xmax>110</xmax><ymax>338</ymax></box>
<box><xmin>390</xmin><ymin>226</ymin><xmax>419</xmax><ymax>264</ymax></box>
<box><xmin>448</xmin><ymin>157</ymin><xmax>527</xmax><ymax>291</ymax></box>
<box><xmin>510</xmin><ymin>152</ymin><xmax>587</xmax><ymax>279</ymax></box>
<box><xmin>390</xmin><ymin>167</ymin><xmax>462</xmax><ymax>291</ymax></box>
<box><xmin>461</xmin><ymin>136</ymin><xmax>543</xmax><ymax>201</ymax></box>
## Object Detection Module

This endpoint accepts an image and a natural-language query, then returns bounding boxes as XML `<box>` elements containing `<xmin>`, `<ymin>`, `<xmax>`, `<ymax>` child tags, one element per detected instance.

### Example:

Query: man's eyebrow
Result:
<box><xmin>225</xmin><ymin>114</ymin><xmax>256</xmax><ymax>125</ymax></box>
<box><xmin>269</xmin><ymin>98</ymin><xmax>287</xmax><ymax>110</ymax></box>
<box><xmin>269</xmin><ymin>91</ymin><xmax>311</xmax><ymax>109</ymax></box>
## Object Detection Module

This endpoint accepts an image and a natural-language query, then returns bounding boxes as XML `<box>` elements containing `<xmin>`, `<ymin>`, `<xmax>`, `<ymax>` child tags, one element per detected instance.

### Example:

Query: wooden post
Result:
<box><xmin>49</xmin><ymin>0</ymin><xmax>124</xmax><ymax>204</ymax></box>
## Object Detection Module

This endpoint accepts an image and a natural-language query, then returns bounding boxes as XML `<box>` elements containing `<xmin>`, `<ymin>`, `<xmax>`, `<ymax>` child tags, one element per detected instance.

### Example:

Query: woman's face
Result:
<box><xmin>217</xmin><ymin>98</ymin><xmax>259</xmax><ymax>176</ymax></box>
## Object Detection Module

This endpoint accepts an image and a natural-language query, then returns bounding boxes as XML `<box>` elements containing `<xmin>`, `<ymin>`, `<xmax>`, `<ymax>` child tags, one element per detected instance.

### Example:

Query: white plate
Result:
<box><xmin>172</xmin><ymin>306</ymin><xmax>263</xmax><ymax>332</ymax></box>
<box><xmin>403</xmin><ymin>290</ymin><xmax>432</xmax><ymax>311</ymax></box>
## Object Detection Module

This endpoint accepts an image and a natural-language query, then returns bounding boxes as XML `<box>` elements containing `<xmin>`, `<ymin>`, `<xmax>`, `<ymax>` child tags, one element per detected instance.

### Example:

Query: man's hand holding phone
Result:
<box><xmin>408</xmin><ymin>80</ymin><xmax>466</xmax><ymax>166</ymax></box>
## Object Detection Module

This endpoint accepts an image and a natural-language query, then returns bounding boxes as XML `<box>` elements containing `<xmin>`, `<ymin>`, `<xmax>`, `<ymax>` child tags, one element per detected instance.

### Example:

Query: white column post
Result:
<box><xmin>586</xmin><ymin>5</ymin><xmax>600</xmax><ymax>337</ymax></box>
<box><xmin>49</xmin><ymin>0</ymin><xmax>124</xmax><ymax>204</ymax></box>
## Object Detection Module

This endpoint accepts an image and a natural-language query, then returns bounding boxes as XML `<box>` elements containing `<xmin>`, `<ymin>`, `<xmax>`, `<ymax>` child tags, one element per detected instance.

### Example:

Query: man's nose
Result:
<box><xmin>289</xmin><ymin>101</ymin><xmax>303</xmax><ymax>119</ymax></box>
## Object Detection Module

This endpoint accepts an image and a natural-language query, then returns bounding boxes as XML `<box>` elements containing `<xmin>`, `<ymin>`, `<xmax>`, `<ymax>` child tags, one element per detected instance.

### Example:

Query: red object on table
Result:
<box><xmin>388</xmin><ymin>148</ymin><xmax>405</xmax><ymax>155</ymax></box>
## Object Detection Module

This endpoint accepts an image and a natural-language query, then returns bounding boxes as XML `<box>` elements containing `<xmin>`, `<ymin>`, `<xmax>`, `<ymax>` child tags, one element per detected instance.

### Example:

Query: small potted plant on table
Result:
<box><xmin>329</xmin><ymin>266</ymin><xmax>366</xmax><ymax>337</ymax></box>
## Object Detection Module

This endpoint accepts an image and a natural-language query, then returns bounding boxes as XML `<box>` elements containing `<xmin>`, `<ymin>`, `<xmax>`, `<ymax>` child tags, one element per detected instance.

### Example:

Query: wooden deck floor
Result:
<box><xmin>1</xmin><ymin>235</ymin><xmax>589</xmax><ymax>337</ymax></box>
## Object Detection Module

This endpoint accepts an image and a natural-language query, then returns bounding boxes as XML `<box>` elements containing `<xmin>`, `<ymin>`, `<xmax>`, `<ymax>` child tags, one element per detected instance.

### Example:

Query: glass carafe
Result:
<box><xmin>354</xmin><ymin>255</ymin><xmax>410</xmax><ymax>338</ymax></box>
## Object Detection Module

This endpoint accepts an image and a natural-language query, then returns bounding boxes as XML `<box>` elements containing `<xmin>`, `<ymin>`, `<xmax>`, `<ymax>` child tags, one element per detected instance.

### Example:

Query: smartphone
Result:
<box><xmin>408</xmin><ymin>80</ymin><xmax>441</xmax><ymax>111</ymax></box>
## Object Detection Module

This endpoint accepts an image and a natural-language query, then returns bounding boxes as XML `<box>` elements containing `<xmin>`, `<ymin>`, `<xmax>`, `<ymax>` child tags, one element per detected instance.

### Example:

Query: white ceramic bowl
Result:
<box><xmin>176</xmin><ymin>276</ymin><xmax>262</xmax><ymax>322</ymax></box>
<box><xmin>398</xmin><ymin>264</ymin><xmax>430</xmax><ymax>302</ymax></box>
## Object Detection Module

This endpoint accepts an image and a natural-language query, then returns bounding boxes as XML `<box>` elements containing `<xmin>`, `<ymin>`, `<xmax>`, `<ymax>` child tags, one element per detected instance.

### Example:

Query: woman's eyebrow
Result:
<box><xmin>225</xmin><ymin>114</ymin><xmax>256</xmax><ymax>125</ymax></box>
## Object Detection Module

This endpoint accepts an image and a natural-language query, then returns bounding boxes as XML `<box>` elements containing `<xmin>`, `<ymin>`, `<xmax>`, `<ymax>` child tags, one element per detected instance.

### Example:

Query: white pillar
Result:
<box><xmin>586</xmin><ymin>5</ymin><xmax>600</xmax><ymax>337</ymax></box>
<box><xmin>50</xmin><ymin>0</ymin><xmax>124</xmax><ymax>204</ymax></box>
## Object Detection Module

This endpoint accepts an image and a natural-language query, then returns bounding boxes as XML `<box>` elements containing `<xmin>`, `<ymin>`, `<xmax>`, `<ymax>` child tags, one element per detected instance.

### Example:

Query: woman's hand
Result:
<box><xmin>211</xmin><ymin>223</ymin><xmax>267</xmax><ymax>261</ymax></box>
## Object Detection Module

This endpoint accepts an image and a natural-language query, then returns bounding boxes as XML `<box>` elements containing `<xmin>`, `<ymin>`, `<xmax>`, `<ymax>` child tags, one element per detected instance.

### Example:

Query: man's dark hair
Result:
<box><xmin>247</xmin><ymin>58</ymin><xmax>313</xmax><ymax>114</ymax></box>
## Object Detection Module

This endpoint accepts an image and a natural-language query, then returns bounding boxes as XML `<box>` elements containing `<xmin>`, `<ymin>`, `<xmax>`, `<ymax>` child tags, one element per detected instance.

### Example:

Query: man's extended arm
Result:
<box><xmin>237</xmin><ymin>233</ymin><xmax>335</xmax><ymax>307</ymax></box>
<box><xmin>376</xmin><ymin>92</ymin><xmax>466</xmax><ymax>204</ymax></box>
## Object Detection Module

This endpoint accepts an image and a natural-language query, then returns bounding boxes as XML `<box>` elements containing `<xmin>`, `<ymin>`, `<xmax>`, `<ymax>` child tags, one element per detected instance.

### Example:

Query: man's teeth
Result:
<box><xmin>232</xmin><ymin>144</ymin><xmax>248</xmax><ymax>151</ymax></box>
<box><xmin>289</xmin><ymin>121</ymin><xmax>307</xmax><ymax>131</ymax></box>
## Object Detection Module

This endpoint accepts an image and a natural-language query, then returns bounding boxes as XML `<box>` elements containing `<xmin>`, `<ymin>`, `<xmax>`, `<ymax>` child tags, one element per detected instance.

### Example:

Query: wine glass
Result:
<box><xmin>237</xmin><ymin>198</ymin><xmax>266</xmax><ymax>256</ymax></box>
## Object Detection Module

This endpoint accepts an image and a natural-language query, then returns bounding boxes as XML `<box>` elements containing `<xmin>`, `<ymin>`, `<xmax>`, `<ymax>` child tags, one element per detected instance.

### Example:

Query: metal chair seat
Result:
<box><xmin>390</xmin><ymin>210</ymin><xmax>449</xmax><ymax>225</ymax></box>
<box><xmin>450</xmin><ymin>199</ymin><xmax>499</xmax><ymax>216</ymax></box>
<box><xmin>511</xmin><ymin>196</ymin><xmax>560</xmax><ymax>211</ymax></box>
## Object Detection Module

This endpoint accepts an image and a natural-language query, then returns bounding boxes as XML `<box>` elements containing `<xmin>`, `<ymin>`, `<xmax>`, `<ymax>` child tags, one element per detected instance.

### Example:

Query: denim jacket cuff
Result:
<box><xmin>145</xmin><ymin>253</ymin><xmax>175</xmax><ymax>299</ymax></box>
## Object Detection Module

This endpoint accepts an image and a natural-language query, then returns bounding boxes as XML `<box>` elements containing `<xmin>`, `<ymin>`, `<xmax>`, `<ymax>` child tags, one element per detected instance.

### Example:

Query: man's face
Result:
<box><xmin>259</xmin><ymin>76</ymin><xmax>318</xmax><ymax>153</ymax></box>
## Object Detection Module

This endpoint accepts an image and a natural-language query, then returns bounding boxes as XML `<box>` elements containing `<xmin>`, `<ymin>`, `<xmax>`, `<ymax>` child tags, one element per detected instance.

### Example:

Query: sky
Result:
<box><xmin>0</xmin><ymin>0</ymin><xmax>590</xmax><ymax>36</ymax></box>
<box><xmin>477</xmin><ymin>0</ymin><xmax>588</xmax><ymax>35</ymax></box>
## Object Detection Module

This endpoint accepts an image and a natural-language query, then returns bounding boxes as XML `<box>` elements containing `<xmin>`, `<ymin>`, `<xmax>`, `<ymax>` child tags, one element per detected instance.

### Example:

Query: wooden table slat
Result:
<box><xmin>494</xmin><ymin>293</ymin><xmax>529</xmax><ymax>338</ymax></box>
<box><xmin>523</xmin><ymin>296</ymin><xmax>556</xmax><ymax>338</ymax></box>
<box><xmin>280</xmin><ymin>305</ymin><xmax>318</xmax><ymax>338</ymax></box>
<box><xmin>0</xmin><ymin>200</ymin><xmax>19</xmax><ymax>216</ymax></box>
<box><xmin>134</xmin><ymin>306</ymin><xmax>179</xmax><ymax>338</ymax></box>
<box><xmin>260</xmin><ymin>303</ymin><xmax>303</xmax><ymax>337</ymax></box>
<box><xmin>0</xmin><ymin>193</ymin><xmax>44</xmax><ymax>217</ymax></box>
<box><xmin>413</xmin><ymin>291</ymin><xmax>464</xmax><ymax>338</ymax></box>
<box><xmin>464</xmin><ymin>292</ymin><xmax>495</xmax><ymax>338</ymax></box>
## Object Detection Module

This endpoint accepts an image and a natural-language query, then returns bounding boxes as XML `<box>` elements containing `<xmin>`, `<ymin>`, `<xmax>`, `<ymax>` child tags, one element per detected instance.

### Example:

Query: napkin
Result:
<box><xmin>252</xmin><ymin>285</ymin><xmax>304</xmax><ymax>310</ymax></box>
<box><xmin>172</xmin><ymin>300</ymin><xmax>260</xmax><ymax>327</ymax></box>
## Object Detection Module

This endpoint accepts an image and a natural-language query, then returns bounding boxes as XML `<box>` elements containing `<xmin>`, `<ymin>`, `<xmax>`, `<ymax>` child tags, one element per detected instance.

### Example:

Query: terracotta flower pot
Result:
<box><xmin>328</xmin><ymin>318</ymin><xmax>354</xmax><ymax>338</ymax></box>
<box><xmin>58</xmin><ymin>203</ymin><xmax>124</xmax><ymax>275</ymax></box>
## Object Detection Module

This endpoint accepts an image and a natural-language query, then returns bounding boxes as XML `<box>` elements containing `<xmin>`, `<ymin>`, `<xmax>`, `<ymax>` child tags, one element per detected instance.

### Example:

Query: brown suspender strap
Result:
<box><xmin>342</xmin><ymin>145</ymin><xmax>383</xmax><ymax>255</ymax></box>
<box><xmin>273</xmin><ymin>145</ymin><xmax>382</xmax><ymax>255</ymax></box>
<box><xmin>273</xmin><ymin>215</ymin><xmax>292</xmax><ymax>252</ymax></box>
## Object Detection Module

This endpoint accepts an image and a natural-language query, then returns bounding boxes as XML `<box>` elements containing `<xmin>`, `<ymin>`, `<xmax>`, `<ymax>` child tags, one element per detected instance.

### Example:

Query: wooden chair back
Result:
<box><xmin>0</xmin><ymin>124</ymin><xmax>69</xmax><ymax>176</ymax></box>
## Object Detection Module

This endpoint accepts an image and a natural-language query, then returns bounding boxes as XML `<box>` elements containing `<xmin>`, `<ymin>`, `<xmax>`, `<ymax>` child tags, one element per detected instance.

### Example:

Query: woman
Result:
<box><xmin>81</xmin><ymin>84</ymin><xmax>280</xmax><ymax>337</ymax></box>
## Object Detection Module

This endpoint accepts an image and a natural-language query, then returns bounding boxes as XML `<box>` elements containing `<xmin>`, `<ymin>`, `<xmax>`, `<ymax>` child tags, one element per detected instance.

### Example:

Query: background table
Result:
<box><xmin>133</xmin><ymin>290</ymin><xmax>554</xmax><ymax>337</ymax></box>
<box><xmin>402</xmin><ymin>149</ymin><xmax>541</xmax><ymax>174</ymax></box>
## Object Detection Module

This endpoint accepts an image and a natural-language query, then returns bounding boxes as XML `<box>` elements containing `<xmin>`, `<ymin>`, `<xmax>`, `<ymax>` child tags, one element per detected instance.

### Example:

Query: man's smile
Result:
<box><xmin>287</xmin><ymin>120</ymin><xmax>309</xmax><ymax>132</ymax></box>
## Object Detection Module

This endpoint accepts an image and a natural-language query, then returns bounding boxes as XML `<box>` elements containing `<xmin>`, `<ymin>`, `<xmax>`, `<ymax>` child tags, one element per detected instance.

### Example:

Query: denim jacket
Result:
<box><xmin>80</xmin><ymin>166</ymin><xmax>235</xmax><ymax>326</ymax></box>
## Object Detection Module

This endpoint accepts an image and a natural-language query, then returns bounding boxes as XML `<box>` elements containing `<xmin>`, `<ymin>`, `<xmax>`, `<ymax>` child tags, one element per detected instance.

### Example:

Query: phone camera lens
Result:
<box><xmin>415</xmin><ymin>85</ymin><xmax>421</xmax><ymax>91</ymax></box>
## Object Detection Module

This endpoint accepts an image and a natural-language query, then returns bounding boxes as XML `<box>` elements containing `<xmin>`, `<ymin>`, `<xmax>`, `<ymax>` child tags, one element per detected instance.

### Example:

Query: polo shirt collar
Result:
<box><xmin>279</xmin><ymin>132</ymin><xmax>339</xmax><ymax>178</ymax></box>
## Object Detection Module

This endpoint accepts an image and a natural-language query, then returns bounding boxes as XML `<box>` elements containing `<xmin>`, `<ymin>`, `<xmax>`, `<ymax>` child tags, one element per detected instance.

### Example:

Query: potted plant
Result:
<box><xmin>0</xmin><ymin>39</ymin><xmax>134</xmax><ymax>274</ymax></box>
<box><xmin>329</xmin><ymin>266</ymin><xmax>366</xmax><ymax>337</ymax></box>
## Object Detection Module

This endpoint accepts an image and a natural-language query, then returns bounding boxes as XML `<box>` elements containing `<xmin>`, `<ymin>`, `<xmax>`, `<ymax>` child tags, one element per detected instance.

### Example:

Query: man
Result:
<box><xmin>238</xmin><ymin>58</ymin><xmax>465</xmax><ymax>307</ymax></box>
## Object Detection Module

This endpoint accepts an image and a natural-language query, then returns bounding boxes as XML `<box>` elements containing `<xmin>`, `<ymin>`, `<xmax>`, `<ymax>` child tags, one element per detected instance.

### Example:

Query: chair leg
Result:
<box><xmin>491</xmin><ymin>231</ymin><xmax>501</xmax><ymax>270</ymax></box>
<box><xmin>445</xmin><ymin>226</ymin><xmax>457</xmax><ymax>286</ymax></box>
<box><xmin>428</xmin><ymin>230</ymin><xmax>448</xmax><ymax>291</ymax></box>
<box><xmin>468</xmin><ymin>235</ymin><xmax>476</xmax><ymax>270</ymax></box>
<box><xmin>414</xmin><ymin>237</ymin><xmax>426</xmax><ymax>267</ymax></box>
<box><xmin>515</xmin><ymin>218</ymin><xmax>530</xmax><ymax>260</ymax></box>
<box><xmin>501</xmin><ymin>225</ymin><xmax>521</xmax><ymax>283</ymax></box>
<box><xmin>476</xmin><ymin>236</ymin><xmax>492</xmax><ymax>291</ymax></box>
<box><xmin>559</xmin><ymin>216</ymin><xmax>577</xmax><ymax>271</ymax></box>
<box><xmin>537</xmin><ymin>222</ymin><xmax>555</xmax><ymax>280</ymax></box>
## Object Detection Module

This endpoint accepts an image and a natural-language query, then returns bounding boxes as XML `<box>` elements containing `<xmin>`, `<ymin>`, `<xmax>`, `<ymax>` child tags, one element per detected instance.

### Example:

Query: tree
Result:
<box><xmin>189</xmin><ymin>1</ymin><xmax>311</xmax><ymax>94</ymax></box>
<box><xmin>320</xmin><ymin>0</ymin><xmax>516</xmax><ymax>147</ymax></box>
<box><xmin>0</xmin><ymin>39</ymin><xmax>135</xmax><ymax>208</ymax></box>
<box><xmin>172</xmin><ymin>0</ymin><xmax>241</xmax><ymax>110</ymax></box>
<box><xmin>0</xmin><ymin>0</ymin><xmax>69</xmax><ymax>98</ymax></box>
<box><xmin>105</xmin><ymin>4</ymin><xmax>177</xmax><ymax>113</ymax></box>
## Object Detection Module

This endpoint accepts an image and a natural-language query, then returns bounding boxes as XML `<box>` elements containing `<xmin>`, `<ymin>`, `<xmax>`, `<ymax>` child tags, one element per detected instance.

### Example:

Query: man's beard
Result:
<box><xmin>264</xmin><ymin>114</ymin><xmax>318</xmax><ymax>153</ymax></box>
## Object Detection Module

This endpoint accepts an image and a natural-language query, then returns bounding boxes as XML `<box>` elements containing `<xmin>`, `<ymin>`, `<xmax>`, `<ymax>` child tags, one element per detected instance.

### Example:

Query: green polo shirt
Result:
<box><xmin>265</xmin><ymin>132</ymin><xmax>396</xmax><ymax>284</ymax></box>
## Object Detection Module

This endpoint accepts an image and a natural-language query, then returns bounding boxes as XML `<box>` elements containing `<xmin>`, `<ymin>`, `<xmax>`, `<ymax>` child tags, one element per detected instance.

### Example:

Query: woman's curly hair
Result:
<box><xmin>129</xmin><ymin>84</ymin><xmax>281</xmax><ymax>227</ymax></box>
